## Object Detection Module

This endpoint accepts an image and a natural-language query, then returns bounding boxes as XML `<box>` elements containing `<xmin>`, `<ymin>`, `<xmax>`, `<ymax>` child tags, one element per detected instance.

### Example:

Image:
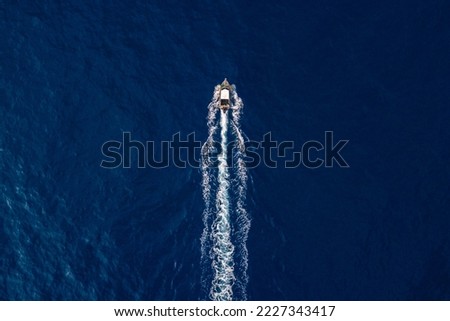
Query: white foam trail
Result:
<box><xmin>201</xmin><ymin>83</ymin><xmax>250</xmax><ymax>301</ymax></box>
<box><xmin>210</xmin><ymin>111</ymin><xmax>235</xmax><ymax>301</ymax></box>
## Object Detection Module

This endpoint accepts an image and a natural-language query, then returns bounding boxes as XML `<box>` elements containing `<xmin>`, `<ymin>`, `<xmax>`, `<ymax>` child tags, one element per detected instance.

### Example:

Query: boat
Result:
<box><xmin>219</xmin><ymin>78</ymin><xmax>232</xmax><ymax>112</ymax></box>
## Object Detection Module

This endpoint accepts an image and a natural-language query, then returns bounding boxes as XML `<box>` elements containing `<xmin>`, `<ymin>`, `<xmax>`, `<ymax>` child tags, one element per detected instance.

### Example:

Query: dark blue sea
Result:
<box><xmin>1</xmin><ymin>0</ymin><xmax>449</xmax><ymax>300</ymax></box>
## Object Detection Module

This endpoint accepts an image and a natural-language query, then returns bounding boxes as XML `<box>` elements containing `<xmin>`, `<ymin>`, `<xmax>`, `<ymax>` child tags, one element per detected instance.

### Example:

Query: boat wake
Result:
<box><xmin>200</xmin><ymin>81</ymin><xmax>250</xmax><ymax>301</ymax></box>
